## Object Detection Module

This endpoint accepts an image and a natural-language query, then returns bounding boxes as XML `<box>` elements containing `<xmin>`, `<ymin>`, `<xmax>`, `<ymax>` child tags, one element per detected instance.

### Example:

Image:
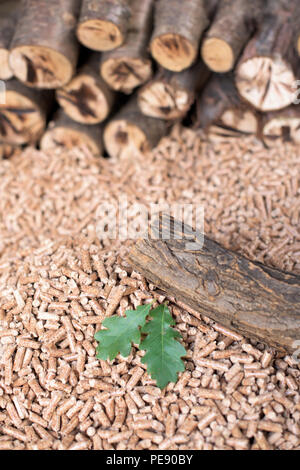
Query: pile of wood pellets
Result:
<box><xmin>0</xmin><ymin>127</ymin><xmax>299</xmax><ymax>450</ymax></box>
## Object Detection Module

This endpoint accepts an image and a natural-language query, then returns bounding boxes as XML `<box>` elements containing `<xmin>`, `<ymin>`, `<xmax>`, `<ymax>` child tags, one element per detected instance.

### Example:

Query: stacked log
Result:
<box><xmin>103</xmin><ymin>97</ymin><xmax>167</xmax><ymax>158</ymax></box>
<box><xmin>100</xmin><ymin>0</ymin><xmax>154</xmax><ymax>94</ymax></box>
<box><xmin>201</xmin><ymin>0</ymin><xmax>262</xmax><ymax>73</ymax></box>
<box><xmin>150</xmin><ymin>0</ymin><xmax>208</xmax><ymax>72</ymax></box>
<box><xmin>76</xmin><ymin>0</ymin><xmax>132</xmax><ymax>51</ymax></box>
<box><xmin>56</xmin><ymin>53</ymin><xmax>114</xmax><ymax>124</ymax></box>
<box><xmin>1</xmin><ymin>0</ymin><xmax>300</xmax><ymax>158</ymax></box>
<box><xmin>195</xmin><ymin>74</ymin><xmax>259</xmax><ymax>140</ymax></box>
<box><xmin>0</xmin><ymin>79</ymin><xmax>53</xmax><ymax>145</ymax></box>
<box><xmin>40</xmin><ymin>110</ymin><xmax>103</xmax><ymax>156</ymax></box>
<box><xmin>235</xmin><ymin>0</ymin><xmax>300</xmax><ymax>112</ymax></box>
<box><xmin>0</xmin><ymin>1</ymin><xmax>19</xmax><ymax>80</ymax></box>
<box><xmin>138</xmin><ymin>62</ymin><xmax>209</xmax><ymax>120</ymax></box>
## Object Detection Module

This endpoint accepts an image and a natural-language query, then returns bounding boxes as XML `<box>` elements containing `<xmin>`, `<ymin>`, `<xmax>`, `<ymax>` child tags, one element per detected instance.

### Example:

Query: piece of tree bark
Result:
<box><xmin>100</xmin><ymin>0</ymin><xmax>153</xmax><ymax>94</ymax></box>
<box><xmin>0</xmin><ymin>0</ymin><xmax>19</xmax><ymax>80</ymax></box>
<box><xmin>77</xmin><ymin>0</ymin><xmax>131</xmax><ymax>51</ymax></box>
<box><xmin>56</xmin><ymin>53</ymin><xmax>115</xmax><ymax>124</ymax></box>
<box><xmin>201</xmin><ymin>0</ymin><xmax>262</xmax><ymax>73</ymax></box>
<box><xmin>40</xmin><ymin>110</ymin><xmax>103</xmax><ymax>156</ymax></box>
<box><xmin>235</xmin><ymin>0</ymin><xmax>300</xmax><ymax>112</ymax></box>
<box><xmin>138</xmin><ymin>62</ymin><xmax>210</xmax><ymax>120</ymax></box>
<box><xmin>128</xmin><ymin>214</ymin><xmax>300</xmax><ymax>353</ymax></box>
<box><xmin>0</xmin><ymin>79</ymin><xmax>53</xmax><ymax>145</ymax></box>
<box><xmin>195</xmin><ymin>73</ymin><xmax>258</xmax><ymax>140</ymax></box>
<box><xmin>150</xmin><ymin>0</ymin><xmax>208</xmax><ymax>72</ymax></box>
<box><xmin>9</xmin><ymin>0</ymin><xmax>81</xmax><ymax>89</ymax></box>
<box><xmin>205</xmin><ymin>0</ymin><xmax>220</xmax><ymax>20</ymax></box>
<box><xmin>262</xmin><ymin>105</ymin><xmax>300</xmax><ymax>147</ymax></box>
<box><xmin>104</xmin><ymin>97</ymin><xmax>168</xmax><ymax>158</ymax></box>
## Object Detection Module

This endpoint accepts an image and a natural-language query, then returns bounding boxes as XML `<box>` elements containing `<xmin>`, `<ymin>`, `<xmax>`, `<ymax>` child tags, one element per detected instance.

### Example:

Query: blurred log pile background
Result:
<box><xmin>1</xmin><ymin>0</ymin><xmax>300</xmax><ymax>159</ymax></box>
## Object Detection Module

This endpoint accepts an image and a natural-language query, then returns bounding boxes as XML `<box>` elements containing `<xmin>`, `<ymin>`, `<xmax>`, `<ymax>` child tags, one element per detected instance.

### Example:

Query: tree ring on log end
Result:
<box><xmin>77</xmin><ymin>20</ymin><xmax>124</xmax><ymax>51</ymax></box>
<box><xmin>0</xmin><ymin>49</ymin><xmax>13</xmax><ymax>80</ymax></box>
<box><xmin>138</xmin><ymin>81</ymin><xmax>192</xmax><ymax>120</ymax></box>
<box><xmin>150</xmin><ymin>34</ymin><xmax>196</xmax><ymax>72</ymax></box>
<box><xmin>201</xmin><ymin>38</ymin><xmax>234</xmax><ymax>73</ymax></box>
<box><xmin>40</xmin><ymin>127</ymin><xmax>102</xmax><ymax>156</ymax></box>
<box><xmin>9</xmin><ymin>45</ymin><xmax>74</xmax><ymax>89</ymax></box>
<box><xmin>101</xmin><ymin>57</ymin><xmax>152</xmax><ymax>94</ymax></box>
<box><xmin>56</xmin><ymin>74</ymin><xmax>111</xmax><ymax>124</ymax></box>
<box><xmin>104</xmin><ymin>120</ymin><xmax>149</xmax><ymax>158</ymax></box>
<box><xmin>263</xmin><ymin>117</ymin><xmax>300</xmax><ymax>147</ymax></box>
<box><xmin>236</xmin><ymin>56</ymin><xmax>295</xmax><ymax>111</ymax></box>
<box><xmin>0</xmin><ymin>91</ymin><xmax>45</xmax><ymax>145</ymax></box>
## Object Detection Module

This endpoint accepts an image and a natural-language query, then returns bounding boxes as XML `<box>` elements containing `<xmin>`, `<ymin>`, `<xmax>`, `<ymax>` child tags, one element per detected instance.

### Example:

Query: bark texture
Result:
<box><xmin>235</xmin><ymin>0</ymin><xmax>300</xmax><ymax>111</ymax></box>
<box><xmin>202</xmin><ymin>0</ymin><xmax>262</xmax><ymax>73</ymax></box>
<box><xmin>100</xmin><ymin>0</ymin><xmax>154</xmax><ymax>94</ymax></box>
<box><xmin>138</xmin><ymin>62</ymin><xmax>210</xmax><ymax>120</ymax></box>
<box><xmin>128</xmin><ymin>215</ymin><xmax>300</xmax><ymax>353</ymax></box>
<box><xmin>104</xmin><ymin>97</ymin><xmax>168</xmax><ymax>158</ymax></box>
<box><xmin>0</xmin><ymin>79</ymin><xmax>53</xmax><ymax>145</ymax></box>
<box><xmin>56</xmin><ymin>53</ymin><xmax>115</xmax><ymax>124</ymax></box>
<box><xmin>0</xmin><ymin>0</ymin><xmax>19</xmax><ymax>80</ymax></box>
<box><xmin>150</xmin><ymin>0</ymin><xmax>208</xmax><ymax>72</ymax></box>
<box><xmin>77</xmin><ymin>0</ymin><xmax>131</xmax><ymax>51</ymax></box>
<box><xmin>40</xmin><ymin>110</ymin><xmax>103</xmax><ymax>156</ymax></box>
<box><xmin>9</xmin><ymin>0</ymin><xmax>81</xmax><ymax>89</ymax></box>
<box><xmin>195</xmin><ymin>73</ymin><xmax>258</xmax><ymax>139</ymax></box>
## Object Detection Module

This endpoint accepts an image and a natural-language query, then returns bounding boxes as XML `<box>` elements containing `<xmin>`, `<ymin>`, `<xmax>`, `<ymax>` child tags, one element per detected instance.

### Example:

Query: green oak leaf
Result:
<box><xmin>94</xmin><ymin>303</ymin><xmax>151</xmax><ymax>360</ymax></box>
<box><xmin>140</xmin><ymin>304</ymin><xmax>186</xmax><ymax>389</ymax></box>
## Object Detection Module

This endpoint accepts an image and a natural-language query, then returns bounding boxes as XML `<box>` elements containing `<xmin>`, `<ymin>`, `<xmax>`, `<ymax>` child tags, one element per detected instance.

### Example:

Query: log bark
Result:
<box><xmin>262</xmin><ymin>105</ymin><xmax>300</xmax><ymax>147</ymax></box>
<box><xmin>9</xmin><ymin>0</ymin><xmax>81</xmax><ymax>89</ymax></box>
<box><xmin>138</xmin><ymin>62</ymin><xmax>210</xmax><ymax>120</ymax></box>
<box><xmin>201</xmin><ymin>0</ymin><xmax>262</xmax><ymax>73</ymax></box>
<box><xmin>56</xmin><ymin>53</ymin><xmax>115</xmax><ymax>124</ymax></box>
<box><xmin>0</xmin><ymin>79</ymin><xmax>53</xmax><ymax>145</ymax></box>
<box><xmin>235</xmin><ymin>0</ymin><xmax>300</xmax><ymax>112</ymax></box>
<box><xmin>40</xmin><ymin>110</ymin><xmax>103</xmax><ymax>156</ymax></box>
<box><xmin>100</xmin><ymin>0</ymin><xmax>154</xmax><ymax>94</ymax></box>
<box><xmin>0</xmin><ymin>0</ymin><xmax>19</xmax><ymax>80</ymax></box>
<box><xmin>103</xmin><ymin>97</ymin><xmax>168</xmax><ymax>158</ymax></box>
<box><xmin>77</xmin><ymin>0</ymin><xmax>131</xmax><ymax>51</ymax></box>
<box><xmin>127</xmin><ymin>214</ymin><xmax>300</xmax><ymax>353</ymax></box>
<box><xmin>195</xmin><ymin>73</ymin><xmax>258</xmax><ymax>140</ymax></box>
<box><xmin>150</xmin><ymin>0</ymin><xmax>208</xmax><ymax>72</ymax></box>
<box><xmin>205</xmin><ymin>0</ymin><xmax>220</xmax><ymax>21</ymax></box>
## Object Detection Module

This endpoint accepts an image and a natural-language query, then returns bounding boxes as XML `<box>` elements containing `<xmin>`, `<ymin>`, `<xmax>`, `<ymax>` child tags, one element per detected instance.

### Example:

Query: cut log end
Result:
<box><xmin>150</xmin><ymin>34</ymin><xmax>196</xmax><ymax>72</ymax></box>
<box><xmin>263</xmin><ymin>116</ymin><xmax>300</xmax><ymax>147</ymax></box>
<box><xmin>236</xmin><ymin>56</ymin><xmax>296</xmax><ymax>111</ymax></box>
<box><xmin>297</xmin><ymin>36</ymin><xmax>300</xmax><ymax>57</ymax></box>
<box><xmin>0</xmin><ymin>49</ymin><xmax>13</xmax><ymax>80</ymax></box>
<box><xmin>56</xmin><ymin>74</ymin><xmax>111</xmax><ymax>124</ymax></box>
<box><xmin>40</xmin><ymin>127</ymin><xmax>102</xmax><ymax>156</ymax></box>
<box><xmin>104</xmin><ymin>120</ymin><xmax>149</xmax><ymax>159</ymax></box>
<box><xmin>77</xmin><ymin>20</ymin><xmax>124</xmax><ymax>51</ymax></box>
<box><xmin>101</xmin><ymin>57</ymin><xmax>152</xmax><ymax>94</ymax></box>
<box><xmin>201</xmin><ymin>37</ymin><xmax>234</xmax><ymax>73</ymax></box>
<box><xmin>0</xmin><ymin>91</ymin><xmax>45</xmax><ymax>145</ymax></box>
<box><xmin>208</xmin><ymin>108</ymin><xmax>258</xmax><ymax>142</ymax></box>
<box><xmin>138</xmin><ymin>81</ymin><xmax>192</xmax><ymax>120</ymax></box>
<box><xmin>9</xmin><ymin>45</ymin><xmax>74</xmax><ymax>89</ymax></box>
